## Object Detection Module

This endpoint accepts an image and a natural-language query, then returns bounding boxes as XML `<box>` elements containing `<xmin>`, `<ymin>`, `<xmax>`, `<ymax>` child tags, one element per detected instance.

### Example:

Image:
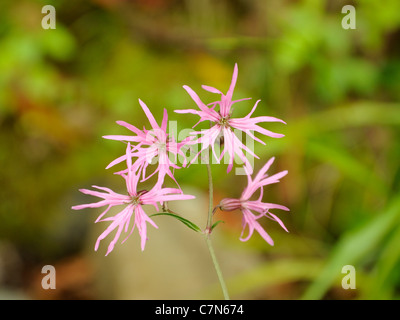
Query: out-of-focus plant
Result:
<box><xmin>72</xmin><ymin>64</ymin><xmax>289</xmax><ymax>299</ymax></box>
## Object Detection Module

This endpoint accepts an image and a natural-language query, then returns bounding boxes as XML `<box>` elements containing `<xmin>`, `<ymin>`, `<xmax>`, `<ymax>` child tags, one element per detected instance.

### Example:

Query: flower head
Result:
<box><xmin>72</xmin><ymin>143</ymin><xmax>195</xmax><ymax>255</ymax></box>
<box><xmin>219</xmin><ymin>157</ymin><xmax>289</xmax><ymax>245</ymax></box>
<box><xmin>103</xmin><ymin>99</ymin><xmax>188</xmax><ymax>187</ymax></box>
<box><xmin>175</xmin><ymin>63</ymin><xmax>286</xmax><ymax>172</ymax></box>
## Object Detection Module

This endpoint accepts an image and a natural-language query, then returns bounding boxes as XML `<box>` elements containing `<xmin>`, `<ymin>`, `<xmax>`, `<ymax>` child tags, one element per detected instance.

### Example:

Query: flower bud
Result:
<box><xmin>219</xmin><ymin>198</ymin><xmax>242</xmax><ymax>212</ymax></box>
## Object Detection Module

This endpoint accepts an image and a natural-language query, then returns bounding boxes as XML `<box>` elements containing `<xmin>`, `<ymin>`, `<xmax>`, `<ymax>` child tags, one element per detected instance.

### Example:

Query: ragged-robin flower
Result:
<box><xmin>103</xmin><ymin>99</ymin><xmax>189</xmax><ymax>187</ymax></box>
<box><xmin>219</xmin><ymin>157</ymin><xmax>289</xmax><ymax>245</ymax></box>
<box><xmin>72</xmin><ymin>143</ymin><xmax>195</xmax><ymax>255</ymax></box>
<box><xmin>175</xmin><ymin>63</ymin><xmax>286</xmax><ymax>172</ymax></box>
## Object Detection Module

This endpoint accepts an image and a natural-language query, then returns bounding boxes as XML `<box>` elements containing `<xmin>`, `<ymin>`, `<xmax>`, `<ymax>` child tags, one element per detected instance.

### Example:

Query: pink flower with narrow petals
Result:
<box><xmin>103</xmin><ymin>99</ymin><xmax>188</xmax><ymax>187</ymax></box>
<box><xmin>72</xmin><ymin>143</ymin><xmax>195</xmax><ymax>255</ymax></box>
<box><xmin>219</xmin><ymin>157</ymin><xmax>289</xmax><ymax>245</ymax></box>
<box><xmin>175</xmin><ymin>63</ymin><xmax>286</xmax><ymax>172</ymax></box>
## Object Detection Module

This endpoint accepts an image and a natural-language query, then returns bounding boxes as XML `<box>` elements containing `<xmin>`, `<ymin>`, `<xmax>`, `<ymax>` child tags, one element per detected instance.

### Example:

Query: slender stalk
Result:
<box><xmin>204</xmin><ymin>234</ymin><xmax>230</xmax><ymax>300</ymax></box>
<box><xmin>206</xmin><ymin>159</ymin><xmax>214</xmax><ymax>230</ymax></box>
<box><xmin>205</xmin><ymin>159</ymin><xmax>230</xmax><ymax>300</ymax></box>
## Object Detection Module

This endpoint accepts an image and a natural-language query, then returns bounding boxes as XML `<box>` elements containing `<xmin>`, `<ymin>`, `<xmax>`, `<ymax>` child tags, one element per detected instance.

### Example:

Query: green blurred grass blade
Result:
<box><xmin>364</xmin><ymin>224</ymin><xmax>400</xmax><ymax>299</ymax></box>
<box><xmin>259</xmin><ymin>102</ymin><xmax>400</xmax><ymax>156</ymax></box>
<box><xmin>301</xmin><ymin>195</ymin><xmax>400</xmax><ymax>300</ymax></box>
<box><xmin>302</xmin><ymin>102</ymin><xmax>400</xmax><ymax>134</ymax></box>
<box><xmin>202</xmin><ymin>258</ymin><xmax>322</xmax><ymax>299</ymax></box>
<box><xmin>307</xmin><ymin>140</ymin><xmax>388</xmax><ymax>195</ymax></box>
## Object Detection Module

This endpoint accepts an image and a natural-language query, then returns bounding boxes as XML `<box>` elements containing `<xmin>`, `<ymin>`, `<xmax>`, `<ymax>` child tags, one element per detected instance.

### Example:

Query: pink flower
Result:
<box><xmin>219</xmin><ymin>157</ymin><xmax>289</xmax><ymax>245</ymax></box>
<box><xmin>72</xmin><ymin>143</ymin><xmax>195</xmax><ymax>255</ymax></box>
<box><xmin>103</xmin><ymin>99</ymin><xmax>188</xmax><ymax>187</ymax></box>
<box><xmin>175</xmin><ymin>63</ymin><xmax>286</xmax><ymax>172</ymax></box>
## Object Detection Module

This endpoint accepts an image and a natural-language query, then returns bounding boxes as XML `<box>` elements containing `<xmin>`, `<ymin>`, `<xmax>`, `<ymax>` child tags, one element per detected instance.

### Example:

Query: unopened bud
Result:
<box><xmin>219</xmin><ymin>198</ymin><xmax>242</xmax><ymax>211</ymax></box>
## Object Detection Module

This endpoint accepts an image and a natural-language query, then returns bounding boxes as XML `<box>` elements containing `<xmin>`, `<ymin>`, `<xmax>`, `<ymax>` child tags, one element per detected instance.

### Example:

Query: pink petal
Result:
<box><xmin>161</xmin><ymin>108</ymin><xmax>168</xmax><ymax>132</ymax></box>
<box><xmin>259</xmin><ymin>170</ymin><xmax>288</xmax><ymax>187</ymax></box>
<box><xmin>251</xmin><ymin>116</ymin><xmax>287</xmax><ymax>124</ymax></box>
<box><xmin>134</xmin><ymin>206</ymin><xmax>158</xmax><ymax>251</ymax></box>
<box><xmin>139</xmin><ymin>99</ymin><xmax>160</xmax><ymax>131</ymax></box>
<box><xmin>201</xmin><ymin>85</ymin><xmax>222</xmax><ymax>94</ymax></box>
<box><xmin>174</xmin><ymin>109</ymin><xmax>198</xmax><ymax>115</ymax></box>
<box><xmin>226</xmin><ymin>63</ymin><xmax>238</xmax><ymax>102</ymax></box>
<box><xmin>106</xmin><ymin>154</ymin><xmax>126</xmax><ymax>169</ymax></box>
<box><xmin>252</xmin><ymin>157</ymin><xmax>275</xmax><ymax>186</ymax></box>
<box><xmin>252</xmin><ymin>125</ymin><xmax>285</xmax><ymax>138</ymax></box>
<box><xmin>222</xmin><ymin>128</ymin><xmax>255</xmax><ymax>173</ymax></box>
<box><xmin>94</xmin><ymin>205</ymin><xmax>112</xmax><ymax>223</ymax></box>
<box><xmin>91</xmin><ymin>185</ymin><xmax>118</xmax><ymax>195</ymax></box>
<box><xmin>152</xmin><ymin>193</ymin><xmax>195</xmax><ymax>203</ymax></box>
<box><xmin>244</xmin><ymin>99</ymin><xmax>261</xmax><ymax>119</ymax></box>
<box><xmin>102</xmin><ymin>135</ymin><xmax>142</xmax><ymax>142</ymax></box>
<box><xmin>94</xmin><ymin>205</ymin><xmax>134</xmax><ymax>255</ymax></box>
<box><xmin>242</xmin><ymin>129</ymin><xmax>266</xmax><ymax>145</ymax></box>
<box><xmin>240</xmin><ymin>209</ymin><xmax>274</xmax><ymax>245</ymax></box>
<box><xmin>253</xmin><ymin>221</ymin><xmax>274</xmax><ymax>245</ymax></box>
<box><xmin>267</xmin><ymin>211</ymin><xmax>289</xmax><ymax>232</ymax></box>
<box><xmin>231</xmin><ymin>97</ymin><xmax>252</xmax><ymax>104</ymax></box>
<box><xmin>182</xmin><ymin>85</ymin><xmax>220</xmax><ymax>121</ymax></box>
<box><xmin>116</xmin><ymin>120</ymin><xmax>144</xmax><ymax>137</ymax></box>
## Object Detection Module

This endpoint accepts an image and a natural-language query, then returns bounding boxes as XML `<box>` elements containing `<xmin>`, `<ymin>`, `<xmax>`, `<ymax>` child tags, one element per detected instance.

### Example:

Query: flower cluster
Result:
<box><xmin>72</xmin><ymin>101</ymin><xmax>195</xmax><ymax>255</ymax></box>
<box><xmin>72</xmin><ymin>63</ymin><xmax>289</xmax><ymax>255</ymax></box>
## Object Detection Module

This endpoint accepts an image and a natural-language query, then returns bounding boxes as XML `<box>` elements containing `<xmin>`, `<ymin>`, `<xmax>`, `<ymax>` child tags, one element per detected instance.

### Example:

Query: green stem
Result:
<box><xmin>206</xmin><ymin>159</ymin><xmax>214</xmax><ymax>230</ymax></box>
<box><xmin>205</xmin><ymin>160</ymin><xmax>230</xmax><ymax>300</ymax></box>
<box><xmin>204</xmin><ymin>234</ymin><xmax>230</xmax><ymax>300</ymax></box>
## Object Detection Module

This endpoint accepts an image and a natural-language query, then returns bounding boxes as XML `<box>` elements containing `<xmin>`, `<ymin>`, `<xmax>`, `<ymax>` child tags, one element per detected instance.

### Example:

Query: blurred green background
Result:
<box><xmin>0</xmin><ymin>0</ymin><xmax>400</xmax><ymax>300</ymax></box>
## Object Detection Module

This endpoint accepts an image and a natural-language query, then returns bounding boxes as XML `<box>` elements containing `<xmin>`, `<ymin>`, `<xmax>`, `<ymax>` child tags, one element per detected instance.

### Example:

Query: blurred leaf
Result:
<box><xmin>203</xmin><ymin>258</ymin><xmax>323</xmax><ymax>299</ymax></box>
<box><xmin>38</xmin><ymin>25</ymin><xmax>76</xmax><ymax>61</ymax></box>
<box><xmin>363</xmin><ymin>224</ymin><xmax>400</xmax><ymax>299</ymax></box>
<box><xmin>259</xmin><ymin>102</ymin><xmax>400</xmax><ymax>156</ymax></box>
<box><xmin>307</xmin><ymin>140</ymin><xmax>387</xmax><ymax>195</ymax></box>
<box><xmin>298</xmin><ymin>102</ymin><xmax>400</xmax><ymax>134</ymax></box>
<box><xmin>301</xmin><ymin>195</ymin><xmax>400</xmax><ymax>300</ymax></box>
